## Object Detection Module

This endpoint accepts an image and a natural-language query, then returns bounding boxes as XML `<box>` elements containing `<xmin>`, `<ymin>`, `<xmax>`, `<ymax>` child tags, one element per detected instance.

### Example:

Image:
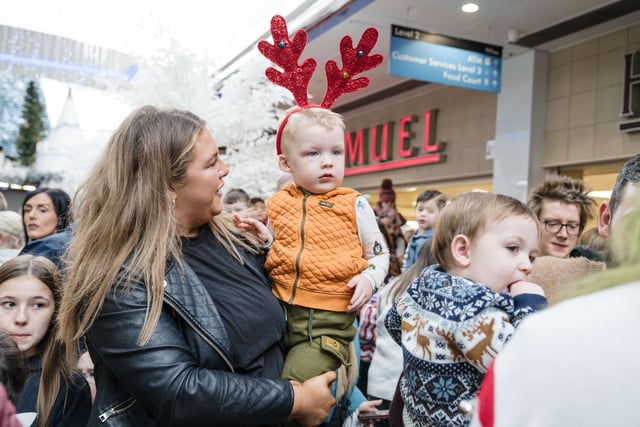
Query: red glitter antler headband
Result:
<box><xmin>258</xmin><ymin>14</ymin><xmax>384</xmax><ymax>154</ymax></box>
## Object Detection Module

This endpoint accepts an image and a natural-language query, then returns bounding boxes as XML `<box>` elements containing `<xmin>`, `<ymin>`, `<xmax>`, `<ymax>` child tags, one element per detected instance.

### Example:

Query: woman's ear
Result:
<box><xmin>278</xmin><ymin>154</ymin><xmax>291</xmax><ymax>173</ymax></box>
<box><xmin>450</xmin><ymin>234</ymin><xmax>471</xmax><ymax>267</ymax></box>
<box><xmin>167</xmin><ymin>190</ymin><xmax>177</xmax><ymax>206</ymax></box>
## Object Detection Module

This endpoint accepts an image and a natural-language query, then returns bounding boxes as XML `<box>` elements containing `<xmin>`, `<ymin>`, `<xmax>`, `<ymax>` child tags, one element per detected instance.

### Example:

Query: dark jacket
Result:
<box><xmin>16</xmin><ymin>356</ymin><xmax>91</xmax><ymax>427</ymax></box>
<box><xmin>86</xmin><ymin>259</ymin><xmax>294</xmax><ymax>427</ymax></box>
<box><xmin>19</xmin><ymin>227</ymin><xmax>72</xmax><ymax>270</ymax></box>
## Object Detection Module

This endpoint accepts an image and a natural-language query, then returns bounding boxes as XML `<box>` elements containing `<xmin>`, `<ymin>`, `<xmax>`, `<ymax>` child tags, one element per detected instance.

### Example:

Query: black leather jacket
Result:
<box><xmin>85</xmin><ymin>260</ymin><xmax>294</xmax><ymax>426</ymax></box>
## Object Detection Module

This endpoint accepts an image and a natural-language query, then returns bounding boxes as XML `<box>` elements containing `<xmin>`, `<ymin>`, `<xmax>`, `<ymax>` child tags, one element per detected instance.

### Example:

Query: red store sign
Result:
<box><xmin>345</xmin><ymin>108</ymin><xmax>446</xmax><ymax>176</ymax></box>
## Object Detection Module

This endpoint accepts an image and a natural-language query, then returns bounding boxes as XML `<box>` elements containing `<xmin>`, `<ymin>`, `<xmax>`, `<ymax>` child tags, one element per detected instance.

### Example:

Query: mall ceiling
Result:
<box><xmin>1</xmin><ymin>0</ymin><xmax>639</xmax><ymax>106</ymax></box>
<box><xmin>301</xmin><ymin>0</ymin><xmax>640</xmax><ymax>110</ymax></box>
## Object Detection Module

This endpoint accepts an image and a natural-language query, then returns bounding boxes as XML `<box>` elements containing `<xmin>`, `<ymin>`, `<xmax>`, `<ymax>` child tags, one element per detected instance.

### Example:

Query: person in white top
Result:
<box><xmin>471</xmin><ymin>156</ymin><xmax>640</xmax><ymax>427</ymax></box>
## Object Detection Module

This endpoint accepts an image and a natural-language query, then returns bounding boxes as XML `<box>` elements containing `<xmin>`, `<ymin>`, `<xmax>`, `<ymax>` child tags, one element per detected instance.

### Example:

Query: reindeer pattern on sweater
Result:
<box><xmin>385</xmin><ymin>265</ymin><xmax>546</xmax><ymax>426</ymax></box>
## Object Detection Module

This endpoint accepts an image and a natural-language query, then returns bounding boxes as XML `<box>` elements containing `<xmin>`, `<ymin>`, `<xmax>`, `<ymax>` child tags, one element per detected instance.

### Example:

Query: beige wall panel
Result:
<box><xmin>596</xmin><ymin>85</ymin><xmax>624</xmax><ymax>122</ymax></box>
<box><xmin>594</xmin><ymin>122</ymin><xmax>624</xmax><ymax>158</ymax></box>
<box><xmin>548</xmin><ymin>63</ymin><xmax>571</xmax><ymax>99</ymax></box>
<box><xmin>546</xmin><ymin>97</ymin><xmax>570</xmax><ymax>131</ymax></box>
<box><xmin>545</xmin><ymin>23</ymin><xmax>640</xmax><ymax>167</ymax></box>
<box><xmin>570</xmin><ymin>56</ymin><xmax>597</xmax><ymax>94</ymax></box>
<box><xmin>621</xmin><ymin>131</ymin><xmax>640</xmax><ymax>153</ymax></box>
<box><xmin>550</xmin><ymin>47</ymin><xmax>572</xmax><ymax>67</ymax></box>
<box><xmin>629</xmin><ymin>23</ymin><xmax>640</xmax><ymax>43</ymax></box>
<box><xmin>572</xmin><ymin>39</ymin><xmax>598</xmax><ymax>60</ymax></box>
<box><xmin>599</xmin><ymin>28</ymin><xmax>628</xmax><ymax>52</ymax></box>
<box><xmin>569</xmin><ymin>90</ymin><xmax>596</xmax><ymax>128</ymax></box>
<box><xmin>545</xmin><ymin>130</ymin><xmax>569</xmax><ymax>164</ymax></box>
<box><xmin>596</xmin><ymin>47</ymin><xmax>626</xmax><ymax>87</ymax></box>
<box><xmin>567</xmin><ymin>125</ymin><xmax>596</xmax><ymax>161</ymax></box>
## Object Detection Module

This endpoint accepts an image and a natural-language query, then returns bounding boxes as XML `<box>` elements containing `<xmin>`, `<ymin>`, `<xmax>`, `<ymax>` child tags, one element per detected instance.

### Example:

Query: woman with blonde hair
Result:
<box><xmin>58</xmin><ymin>106</ymin><xmax>335</xmax><ymax>427</ymax></box>
<box><xmin>0</xmin><ymin>211</ymin><xmax>25</xmax><ymax>264</ymax></box>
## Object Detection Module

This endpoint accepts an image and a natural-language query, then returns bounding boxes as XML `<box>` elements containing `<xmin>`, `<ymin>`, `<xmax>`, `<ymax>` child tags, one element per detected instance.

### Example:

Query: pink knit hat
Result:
<box><xmin>379</xmin><ymin>179</ymin><xmax>396</xmax><ymax>203</ymax></box>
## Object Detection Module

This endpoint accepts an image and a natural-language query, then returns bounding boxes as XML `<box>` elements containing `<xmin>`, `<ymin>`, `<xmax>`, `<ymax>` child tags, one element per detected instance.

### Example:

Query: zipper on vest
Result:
<box><xmin>289</xmin><ymin>192</ymin><xmax>309</xmax><ymax>304</ymax></box>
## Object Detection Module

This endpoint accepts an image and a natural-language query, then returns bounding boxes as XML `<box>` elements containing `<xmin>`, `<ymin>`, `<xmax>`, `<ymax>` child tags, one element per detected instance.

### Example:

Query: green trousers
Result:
<box><xmin>281</xmin><ymin>304</ymin><xmax>357</xmax><ymax>382</ymax></box>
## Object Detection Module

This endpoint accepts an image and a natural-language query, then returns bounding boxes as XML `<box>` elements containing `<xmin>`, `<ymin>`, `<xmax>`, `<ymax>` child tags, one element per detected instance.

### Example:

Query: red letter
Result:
<box><xmin>424</xmin><ymin>109</ymin><xmax>439</xmax><ymax>153</ymax></box>
<box><xmin>345</xmin><ymin>129</ymin><xmax>364</xmax><ymax>165</ymax></box>
<box><xmin>398</xmin><ymin>115</ymin><xmax>416</xmax><ymax>158</ymax></box>
<box><xmin>371</xmin><ymin>123</ymin><xmax>389</xmax><ymax>162</ymax></box>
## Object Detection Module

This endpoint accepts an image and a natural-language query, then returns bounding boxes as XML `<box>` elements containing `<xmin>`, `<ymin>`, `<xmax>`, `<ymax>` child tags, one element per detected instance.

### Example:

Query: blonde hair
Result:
<box><xmin>59</xmin><ymin>106</ymin><xmax>258</xmax><ymax>364</ymax></box>
<box><xmin>577</xmin><ymin>227</ymin><xmax>606</xmax><ymax>252</ymax></box>
<box><xmin>433</xmin><ymin>191</ymin><xmax>539</xmax><ymax>271</ymax></box>
<box><xmin>0</xmin><ymin>210</ymin><xmax>24</xmax><ymax>249</ymax></box>
<box><xmin>280</xmin><ymin>107</ymin><xmax>345</xmax><ymax>153</ymax></box>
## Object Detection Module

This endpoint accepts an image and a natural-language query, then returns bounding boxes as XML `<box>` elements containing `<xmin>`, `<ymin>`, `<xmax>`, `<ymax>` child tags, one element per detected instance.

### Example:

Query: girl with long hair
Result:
<box><xmin>0</xmin><ymin>255</ymin><xmax>90</xmax><ymax>427</ymax></box>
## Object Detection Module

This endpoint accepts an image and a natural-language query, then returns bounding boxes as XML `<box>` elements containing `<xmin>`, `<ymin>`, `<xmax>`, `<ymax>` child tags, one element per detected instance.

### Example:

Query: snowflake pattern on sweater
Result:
<box><xmin>385</xmin><ymin>265</ymin><xmax>546</xmax><ymax>427</ymax></box>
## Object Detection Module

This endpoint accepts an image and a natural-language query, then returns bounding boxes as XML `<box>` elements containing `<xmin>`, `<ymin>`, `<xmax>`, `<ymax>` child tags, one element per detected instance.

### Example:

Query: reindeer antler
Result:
<box><xmin>257</xmin><ymin>15</ymin><xmax>316</xmax><ymax>107</ymax></box>
<box><xmin>258</xmin><ymin>15</ymin><xmax>384</xmax><ymax>154</ymax></box>
<box><xmin>321</xmin><ymin>27</ymin><xmax>384</xmax><ymax>108</ymax></box>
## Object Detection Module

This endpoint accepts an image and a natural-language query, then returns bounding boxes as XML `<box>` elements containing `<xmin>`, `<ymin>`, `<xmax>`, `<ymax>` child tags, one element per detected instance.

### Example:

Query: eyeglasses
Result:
<box><xmin>542</xmin><ymin>220</ymin><xmax>581</xmax><ymax>236</ymax></box>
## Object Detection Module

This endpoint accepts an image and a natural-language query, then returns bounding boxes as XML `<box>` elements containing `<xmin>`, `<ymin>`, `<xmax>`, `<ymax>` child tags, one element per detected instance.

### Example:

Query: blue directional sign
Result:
<box><xmin>389</xmin><ymin>24</ymin><xmax>502</xmax><ymax>93</ymax></box>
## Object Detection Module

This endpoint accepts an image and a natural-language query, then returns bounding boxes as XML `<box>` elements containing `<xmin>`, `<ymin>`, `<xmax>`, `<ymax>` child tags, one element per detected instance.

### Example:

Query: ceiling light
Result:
<box><xmin>461</xmin><ymin>3</ymin><xmax>479</xmax><ymax>13</ymax></box>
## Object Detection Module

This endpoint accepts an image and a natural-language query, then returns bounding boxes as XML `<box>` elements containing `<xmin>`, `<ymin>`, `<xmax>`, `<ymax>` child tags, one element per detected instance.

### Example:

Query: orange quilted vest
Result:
<box><xmin>266</xmin><ymin>185</ymin><xmax>369</xmax><ymax>311</ymax></box>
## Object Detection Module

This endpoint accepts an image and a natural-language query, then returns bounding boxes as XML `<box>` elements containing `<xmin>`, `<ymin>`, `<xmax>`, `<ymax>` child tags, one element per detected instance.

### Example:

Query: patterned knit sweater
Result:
<box><xmin>385</xmin><ymin>265</ymin><xmax>546</xmax><ymax>427</ymax></box>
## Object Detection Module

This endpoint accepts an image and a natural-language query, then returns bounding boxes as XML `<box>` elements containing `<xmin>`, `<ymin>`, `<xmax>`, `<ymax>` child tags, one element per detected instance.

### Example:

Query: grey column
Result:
<box><xmin>493</xmin><ymin>50</ymin><xmax>549</xmax><ymax>202</ymax></box>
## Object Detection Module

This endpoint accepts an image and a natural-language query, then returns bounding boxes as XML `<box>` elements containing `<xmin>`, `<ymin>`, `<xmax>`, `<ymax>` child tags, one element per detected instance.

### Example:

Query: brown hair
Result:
<box><xmin>0</xmin><ymin>255</ymin><xmax>65</xmax><ymax>427</ymax></box>
<box><xmin>0</xmin><ymin>330</ymin><xmax>28</xmax><ymax>404</ymax></box>
<box><xmin>433</xmin><ymin>191</ymin><xmax>539</xmax><ymax>271</ymax></box>
<box><xmin>387</xmin><ymin>241</ymin><xmax>437</xmax><ymax>304</ymax></box>
<box><xmin>527</xmin><ymin>175</ymin><xmax>596</xmax><ymax>234</ymax></box>
<box><xmin>416</xmin><ymin>189</ymin><xmax>447</xmax><ymax>209</ymax></box>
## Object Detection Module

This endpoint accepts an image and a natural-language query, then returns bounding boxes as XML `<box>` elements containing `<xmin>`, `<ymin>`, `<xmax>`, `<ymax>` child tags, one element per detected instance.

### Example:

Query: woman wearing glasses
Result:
<box><xmin>526</xmin><ymin>175</ymin><xmax>602</xmax><ymax>303</ymax></box>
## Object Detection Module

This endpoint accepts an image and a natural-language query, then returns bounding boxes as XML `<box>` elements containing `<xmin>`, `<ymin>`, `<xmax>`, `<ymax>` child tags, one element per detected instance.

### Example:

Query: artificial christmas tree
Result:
<box><xmin>16</xmin><ymin>81</ymin><xmax>48</xmax><ymax>166</ymax></box>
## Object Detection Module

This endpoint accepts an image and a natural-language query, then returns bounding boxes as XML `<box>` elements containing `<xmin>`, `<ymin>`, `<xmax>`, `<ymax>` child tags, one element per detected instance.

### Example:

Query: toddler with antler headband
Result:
<box><xmin>259</xmin><ymin>15</ymin><xmax>390</xmax><ymax>392</ymax></box>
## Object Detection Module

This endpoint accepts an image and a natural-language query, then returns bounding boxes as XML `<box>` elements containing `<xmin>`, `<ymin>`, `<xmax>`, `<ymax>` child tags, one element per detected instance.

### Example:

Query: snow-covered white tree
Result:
<box><xmin>207</xmin><ymin>56</ymin><xmax>293</xmax><ymax>197</ymax></box>
<box><xmin>120</xmin><ymin>37</ymin><xmax>293</xmax><ymax>197</ymax></box>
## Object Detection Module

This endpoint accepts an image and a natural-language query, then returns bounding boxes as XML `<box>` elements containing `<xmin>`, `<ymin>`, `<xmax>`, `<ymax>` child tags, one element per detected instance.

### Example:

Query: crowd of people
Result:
<box><xmin>0</xmin><ymin>102</ymin><xmax>637</xmax><ymax>427</ymax></box>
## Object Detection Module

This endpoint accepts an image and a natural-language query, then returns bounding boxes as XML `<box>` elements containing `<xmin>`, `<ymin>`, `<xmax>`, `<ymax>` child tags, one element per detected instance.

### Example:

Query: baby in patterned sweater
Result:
<box><xmin>386</xmin><ymin>191</ymin><xmax>547</xmax><ymax>427</ymax></box>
